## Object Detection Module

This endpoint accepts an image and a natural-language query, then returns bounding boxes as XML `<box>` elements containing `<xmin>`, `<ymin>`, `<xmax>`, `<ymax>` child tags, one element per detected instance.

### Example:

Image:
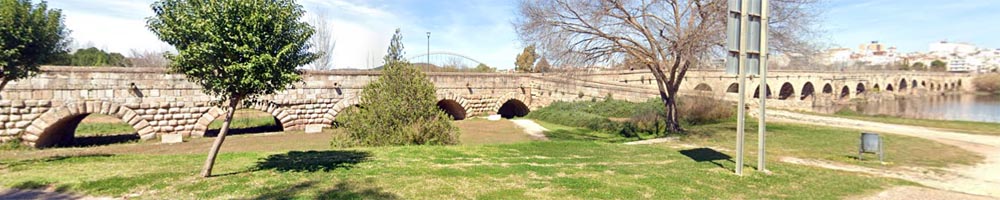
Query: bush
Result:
<box><xmin>973</xmin><ymin>74</ymin><xmax>1000</xmax><ymax>94</ymax></box>
<box><xmin>527</xmin><ymin>97</ymin><xmax>733</xmax><ymax>139</ymax></box>
<box><xmin>676</xmin><ymin>96</ymin><xmax>734</xmax><ymax>125</ymax></box>
<box><xmin>336</xmin><ymin>31</ymin><xmax>458</xmax><ymax>147</ymax></box>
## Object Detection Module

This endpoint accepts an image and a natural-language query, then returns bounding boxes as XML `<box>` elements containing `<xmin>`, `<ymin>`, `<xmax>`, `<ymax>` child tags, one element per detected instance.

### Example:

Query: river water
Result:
<box><xmin>821</xmin><ymin>94</ymin><xmax>1000</xmax><ymax>123</ymax></box>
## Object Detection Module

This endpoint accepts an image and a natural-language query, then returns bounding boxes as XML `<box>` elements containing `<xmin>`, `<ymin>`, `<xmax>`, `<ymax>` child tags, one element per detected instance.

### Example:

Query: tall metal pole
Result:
<box><xmin>426</xmin><ymin>32</ymin><xmax>431</xmax><ymax>65</ymax></box>
<box><xmin>735</xmin><ymin>0</ymin><xmax>749</xmax><ymax>176</ymax></box>
<box><xmin>757</xmin><ymin>0</ymin><xmax>769</xmax><ymax>173</ymax></box>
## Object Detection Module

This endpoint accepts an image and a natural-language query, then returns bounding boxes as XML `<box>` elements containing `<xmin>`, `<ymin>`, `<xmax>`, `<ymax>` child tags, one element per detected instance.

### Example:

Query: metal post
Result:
<box><xmin>735</xmin><ymin>0</ymin><xmax>749</xmax><ymax>176</ymax></box>
<box><xmin>426</xmin><ymin>32</ymin><xmax>431</xmax><ymax>65</ymax></box>
<box><xmin>757</xmin><ymin>0</ymin><xmax>769</xmax><ymax>173</ymax></box>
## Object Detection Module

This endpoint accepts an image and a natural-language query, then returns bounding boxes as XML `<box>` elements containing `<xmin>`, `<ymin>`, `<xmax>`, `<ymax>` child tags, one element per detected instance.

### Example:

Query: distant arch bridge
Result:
<box><xmin>408</xmin><ymin>51</ymin><xmax>488</xmax><ymax>69</ymax></box>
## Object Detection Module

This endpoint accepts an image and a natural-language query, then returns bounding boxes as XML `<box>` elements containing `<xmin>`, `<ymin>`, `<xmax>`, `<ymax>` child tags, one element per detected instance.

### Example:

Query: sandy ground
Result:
<box><xmin>510</xmin><ymin>119</ymin><xmax>549</xmax><ymax>140</ymax></box>
<box><xmin>765</xmin><ymin>110</ymin><xmax>1000</xmax><ymax>199</ymax></box>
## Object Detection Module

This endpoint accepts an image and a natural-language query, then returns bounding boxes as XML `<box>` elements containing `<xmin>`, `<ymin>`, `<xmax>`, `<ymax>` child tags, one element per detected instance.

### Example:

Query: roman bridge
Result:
<box><xmin>0</xmin><ymin>66</ymin><xmax>971</xmax><ymax>147</ymax></box>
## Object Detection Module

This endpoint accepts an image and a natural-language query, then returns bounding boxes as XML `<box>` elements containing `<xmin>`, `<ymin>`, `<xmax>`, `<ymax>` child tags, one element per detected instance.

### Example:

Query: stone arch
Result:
<box><xmin>493</xmin><ymin>93</ymin><xmax>530</xmax><ymax>118</ymax></box>
<box><xmin>193</xmin><ymin>100</ymin><xmax>287</xmax><ymax>137</ymax></box>
<box><xmin>912</xmin><ymin>80</ymin><xmax>917</xmax><ymax>88</ymax></box>
<box><xmin>958</xmin><ymin>79</ymin><xmax>963</xmax><ymax>87</ymax></box>
<box><xmin>437</xmin><ymin>99</ymin><xmax>467</xmax><ymax>120</ymax></box>
<box><xmin>323</xmin><ymin>95</ymin><xmax>361</xmax><ymax>124</ymax></box>
<box><xmin>822</xmin><ymin>83</ymin><xmax>833</xmax><ymax>94</ymax></box>
<box><xmin>840</xmin><ymin>86</ymin><xmax>850</xmax><ymax>99</ymax></box>
<box><xmin>886</xmin><ymin>83</ymin><xmax>895</xmax><ymax>91</ymax></box>
<box><xmin>921</xmin><ymin>81</ymin><xmax>926</xmax><ymax>88</ymax></box>
<box><xmin>22</xmin><ymin>101</ymin><xmax>155</xmax><ymax>148</ymax></box>
<box><xmin>800</xmin><ymin>82</ymin><xmax>815</xmax><ymax>100</ymax></box>
<box><xmin>752</xmin><ymin>84</ymin><xmax>772</xmax><ymax>99</ymax></box>
<box><xmin>248</xmin><ymin>100</ymin><xmax>290</xmax><ymax>129</ymax></box>
<box><xmin>856</xmin><ymin>83</ymin><xmax>866</xmax><ymax>94</ymax></box>
<box><xmin>694</xmin><ymin>83</ymin><xmax>713</xmax><ymax>92</ymax></box>
<box><xmin>778</xmin><ymin>82</ymin><xmax>795</xmax><ymax>100</ymax></box>
<box><xmin>726</xmin><ymin>83</ymin><xmax>739</xmax><ymax>93</ymax></box>
<box><xmin>497</xmin><ymin>99</ymin><xmax>530</xmax><ymax>118</ymax></box>
<box><xmin>874</xmin><ymin>83</ymin><xmax>880</xmax><ymax>91</ymax></box>
<box><xmin>899</xmin><ymin>78</ymin><xmax>908</xmax><ymax>90</ymax></box>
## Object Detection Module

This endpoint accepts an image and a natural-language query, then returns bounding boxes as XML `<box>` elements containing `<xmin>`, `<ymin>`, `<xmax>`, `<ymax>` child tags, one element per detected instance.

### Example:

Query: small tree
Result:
<box><xmin>474</xmin><ymin>63</ymin><xmax>495</xmax><ymax>72</ymax></box>
<box><xmin>336</xmin><ymin>29</ymin><xmax>459</xmax><ymax>147</ymax></box>
<box><xmin>535</xmin><ymin>57</ymin><xmax>551</xmax><ymax>72</ymax></box>
<box><xmin>931</xmin><ymin>60</ymin><xmax>947</xmax><ymax>71</ymax></box>
<box><xmin>0</xmin><ymin>0</ymin><xmax>70</xmax><ymax>92</ymax></box>
<box><xmin>911</xmin><ymin>62</ymin><xmax>927</xmax><ymax>71</ymax></box>
<box><xmin>514</xmin><ymin>45</ymin><xmax>537</xmax><ymax>72</ymax></box>
<box><xmin>147</xmin><ymin>0</ymin><xmax>317</xmax><ymax>177</ymax></box>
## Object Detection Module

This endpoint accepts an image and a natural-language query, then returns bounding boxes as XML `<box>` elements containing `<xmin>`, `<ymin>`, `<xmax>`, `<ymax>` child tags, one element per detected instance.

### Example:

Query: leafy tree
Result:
<box><xmin>69</xmin><ymin>47</ymin><xmax>128</xmax><ymax>66</ymax></box>
<box><xmin>0</xmin><ymin>0</ymin><xmax>69</xmax><ymax>92</ymax></box>
<box><xmin>535</xmin><ymin>57</ymin><xmax>551</xmax><ymax>72</ymax></box>
<box><xmin>931</xmin><ymin>60</ymin><xmax>947</xmax><ymax>71</ymax></box>
<box><xmin>147</xmin><ymin>0</ymin><xmax>317</xmax><ymax>177</ymax></box>
<box><xmin>336</xmin><ymin>29</ymin><xmax>459</xmax><ymax>147</ymax></box>
<box><xmin>514</xmin><ymin>45</ymin><xmax>537</xmax><ymax>72</ymax></box>
<box><xmin>473</xmin><ymin>63</ymin><xmax>495</xmax><ymax>72</ymax></box>
<box><xmin>911</xmin><ymin>62</ymin><xmax>926</xmax><ymax>71</ymax></box>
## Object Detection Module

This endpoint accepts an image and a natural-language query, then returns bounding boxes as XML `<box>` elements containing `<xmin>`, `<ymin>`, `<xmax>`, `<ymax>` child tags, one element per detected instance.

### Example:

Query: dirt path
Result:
<box><xmin>765</xmin><ymin>110</ymin><xmax>1000</xmax><ymax>198</ymax></box>
<box><xmin>509</xmin><ymin>119</ymin><xmax>549</xmax><ymax>140</ymax></box>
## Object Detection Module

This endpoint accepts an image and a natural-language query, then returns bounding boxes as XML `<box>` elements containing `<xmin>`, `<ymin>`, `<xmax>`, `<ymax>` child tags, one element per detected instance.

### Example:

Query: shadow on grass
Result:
<box><xmin>63</xmin><ymin>134</ymin><xmax>140</xmax><ymax>148</ymax></box>
<box><xmin>679</xmin><ymin>148</ymin><xmax>733</xmax><ymax>169</ymax></box>
<box><xmin>250</xmin><ymin>180</ymin><xmax>398</xmax><ymax>200</ymax></box>
<box><xmin>0</xmin><ymin>188</ymin><xmax>78</xmax><ymax>200</ymax></box>
<box><xmin>254</xmin><ymin>150</ymin><xmax>370</xmax><ymax>172</ymax></box>
<box><xmin>1</xmin><ymin>154</ymin><xmax>114</xmax><ymax>171</ymax></box>
<box><xmin>204</xmin><ymin>125</ymin><xmax>284</xmax><ymax>137</ymax></box>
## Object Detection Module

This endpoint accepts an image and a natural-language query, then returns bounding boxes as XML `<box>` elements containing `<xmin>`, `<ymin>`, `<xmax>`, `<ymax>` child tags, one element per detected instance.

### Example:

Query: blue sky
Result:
<box><xmin>45</xmin><ymin>0</ymin><xmax>1000</xmax><ymax>69</ymax></box>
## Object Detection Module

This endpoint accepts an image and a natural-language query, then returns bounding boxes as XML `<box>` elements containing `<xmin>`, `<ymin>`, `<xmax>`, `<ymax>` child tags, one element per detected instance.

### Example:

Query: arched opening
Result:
<box><xmin>856</xmin><ymin>83</ymin><xmax>866</xmax><ymax>94</ymax></box>
<box><xmin>912</xmin><ymin>80</ymin><xmax>917</xmax><ymax>88</ymax></box>
<box><xmin>874</xmin><ymin>84</ymin><xmax>881</xmax><ymax>91</ymax></box>
<box><xmin>886</xmin><ymin>84</ymin><xmax>895</xmax><ymax>91</ymax></box>
<box><xmin>497</xmin><ymin>99</ymin><xmax>530</xmax><ymax>119</ymax></box>
<box><xmin>205</xmin><ymin>109</ymin><xmax>283</xmax><ymax>137</ymax></box>
<box><xmin>34</xmin><ymin>114</ymin><xmax>139</xmax><ymax>148</ymax></box>
<box><xmin>921</xmin><ymin>81</ymin><xmax>926</xmax><ymax>87</ymax></box>
<box><xmin>694</xmin><ymin>83</ymin><xmax>713</xmax><ymax>92</ymax></box>
<box><xmin>899</xmin><ymin>79</ymin><xmax>908</xmax><ymax>90</ymax></box>
<box><xmin>951</xmin><ymin>83</ymin><xmax>957</xmax><ymax>90</ymax></box>
<box><xmin>840</xmin><ymin>86</ymin><xmax>850</xmax><ymax>99</ymax></box>
<box><xmin>726</xmin><ymin>83</ymin><xmax>739</xmax><ymax>93</ymax></box>
<box><xmin>752</xmin><ymin>84</ymin><xmax>772</xmax><ymax>99</ymax></box>
<box><xmin>958</xmin><ymin>79</ymin><xmax>963</xmax><ymax>87</ymax></box>
<box><xmin>822</xmin><ymin>83</ymin><xmax>833</xmax><ymax>94</ymax></box>
<box><xmin>778</xmin><ymin>82</ymin><xmax>795</xmax><ymax>100</ymax></box>
<box><xmin>800</xmin><ymin>82</ymin><xmax>815</xmax><ymax>100</ymax></box>
<box><xmin>437</xmin><ymin>99</ymin><xmax>467</xmax><ymax>120</ymax></box>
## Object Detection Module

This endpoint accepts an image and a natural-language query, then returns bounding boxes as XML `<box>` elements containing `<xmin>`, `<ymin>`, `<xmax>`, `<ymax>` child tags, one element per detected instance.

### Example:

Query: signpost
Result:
<box><xmin>725</xmin><ymin>0</ymin><xmax>768</xmax><ymax>175</ymax></box>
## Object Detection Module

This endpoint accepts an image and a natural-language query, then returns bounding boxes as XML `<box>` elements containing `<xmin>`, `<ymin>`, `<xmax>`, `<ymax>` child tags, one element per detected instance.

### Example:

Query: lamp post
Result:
<box><xmin>426</xmin><ymin>32</ymin><xmax>431</xmax><ymax>66</ymax></box>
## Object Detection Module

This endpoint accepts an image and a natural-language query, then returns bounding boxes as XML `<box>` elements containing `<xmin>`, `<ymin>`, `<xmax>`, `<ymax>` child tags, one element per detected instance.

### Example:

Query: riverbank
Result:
<box><xmin>799</xmin><ymin>109</ymin><xmax>1000</xmax><ymax>136</ymax></box>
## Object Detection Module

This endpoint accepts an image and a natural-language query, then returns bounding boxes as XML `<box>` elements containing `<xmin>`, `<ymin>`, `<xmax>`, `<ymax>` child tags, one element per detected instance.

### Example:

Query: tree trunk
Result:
<box><xmin>0</xmin><ymin>78</ymin><xmax>9</xmax><ymax>99</ymax></box>
<box><xmin>200</xmin><ymin>96</ymin><xmax>241</xmax><ymax>177</ymax></box>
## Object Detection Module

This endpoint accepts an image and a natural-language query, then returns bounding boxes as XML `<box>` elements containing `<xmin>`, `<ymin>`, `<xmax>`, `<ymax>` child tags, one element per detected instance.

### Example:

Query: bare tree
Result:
<box><xmin>127</xmin><ymin>49</ymin><xmax>170</xmax><ymax>68</ymax></box>
<box><xmin>515</xmin><ymin>0</ymin><xmax>817</xmax><ymax>132</ymax></box>
<box><xmin>307</xmin><ymin>11</ymin><xmax>336</xmax><ymax>70</ymax></box>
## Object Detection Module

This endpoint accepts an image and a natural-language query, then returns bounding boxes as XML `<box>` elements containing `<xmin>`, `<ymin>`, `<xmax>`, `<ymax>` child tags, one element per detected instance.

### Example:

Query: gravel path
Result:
<box><xmin>766</xmin><ymin>110</ymin><xmax>1000</xmax><ymax>198</ymax></box>
<box><xmin>510</xmin><ymin>119</ymin><xmax>549</xmax><ymax>140</ymax></box>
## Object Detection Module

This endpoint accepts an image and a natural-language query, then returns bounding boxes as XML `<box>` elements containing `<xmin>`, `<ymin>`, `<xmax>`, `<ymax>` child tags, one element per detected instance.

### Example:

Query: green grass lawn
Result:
<box><xmin>829</xmin><ymin>110</ymin><xmax>1000</xmax><ymax>136</ymax></box>
<box><xmin>0</xmin><ymin>140</ymin><xmax>909</xmax><ymax>199</ymax></box>
<box><xmin>533</xmin><ymin>118</ymin><xmax>980</xmax><ymax>170</ymax></box>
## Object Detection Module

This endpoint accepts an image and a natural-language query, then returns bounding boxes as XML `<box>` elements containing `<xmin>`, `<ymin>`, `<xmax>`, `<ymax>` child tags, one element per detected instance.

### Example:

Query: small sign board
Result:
<box><xmin>859</xmin><ymin>133</ymin><xmax>884</xmax><ymax>161</ymax></box>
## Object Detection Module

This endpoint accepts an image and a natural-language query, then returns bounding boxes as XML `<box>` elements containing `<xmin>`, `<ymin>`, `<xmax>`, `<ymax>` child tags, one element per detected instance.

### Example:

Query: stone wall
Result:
<box><xmin>0</xmin><ymin>66</ymin><xmax>972</xmax><ymax>147</ymax></box>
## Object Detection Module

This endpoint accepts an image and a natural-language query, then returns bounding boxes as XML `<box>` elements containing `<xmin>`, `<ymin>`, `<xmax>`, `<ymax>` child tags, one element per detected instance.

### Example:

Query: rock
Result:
<box><xmin>304</xmin><ymin>124</ymin><xmax>323</xmax><ymax>133</ymax></box>
<box><xmin>161</xmin><ymin>134</ymin><xmax>183</xmax><ymax>144</ymax></box>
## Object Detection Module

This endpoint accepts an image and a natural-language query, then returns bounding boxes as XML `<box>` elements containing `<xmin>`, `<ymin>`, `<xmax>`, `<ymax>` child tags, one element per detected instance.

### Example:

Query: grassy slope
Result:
<box><xmin>0</xmin><ymin>141</ymin><xmax>907</xmax><ymax>199</ymax></box>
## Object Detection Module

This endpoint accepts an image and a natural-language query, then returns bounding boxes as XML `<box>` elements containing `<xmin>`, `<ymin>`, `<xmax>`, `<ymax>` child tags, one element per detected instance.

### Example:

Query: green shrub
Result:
<box><xmin>528</xmin><ymin>97</ymin><xmax>734</xmax><ymax>139</ymax></box>
<box><xmin>335</xmin><ymin>30</ymin><xmax>458</xmax><ymax>147</ymax></box>
<box><xmin>973</xmin><ymin>74</ymin><xmax>1000</xmax><ymax>94</ymax></box>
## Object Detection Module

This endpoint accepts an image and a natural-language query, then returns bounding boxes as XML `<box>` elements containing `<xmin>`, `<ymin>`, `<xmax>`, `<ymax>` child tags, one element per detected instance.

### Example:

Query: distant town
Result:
<box><xmin>817</xmin><ymin>41</ymin><xmax>999</xmax><ymax>73</ymax></box>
